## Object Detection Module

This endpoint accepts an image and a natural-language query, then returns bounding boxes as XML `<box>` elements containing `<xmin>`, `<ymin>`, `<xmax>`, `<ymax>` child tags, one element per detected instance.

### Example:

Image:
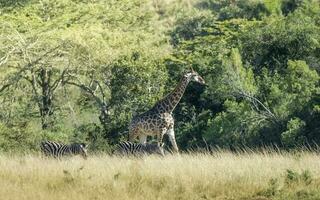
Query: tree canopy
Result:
<box><xmin>0</xmin><ymin>0</ymin><xmax>319</xmax><ymax>152</ymax></box>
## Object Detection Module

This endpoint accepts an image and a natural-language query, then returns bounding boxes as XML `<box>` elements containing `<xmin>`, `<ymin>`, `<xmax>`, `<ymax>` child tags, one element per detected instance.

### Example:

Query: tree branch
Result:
<box><xmin>237</xmin><ymin>90</ymin><xmax>277</xmax><ymax>121</ymax></box>
<box><xmin>0</xmin><ymin>47</ymin><xmax>15</xmax><ymax>67</ymax></box>
<box><xmin>51</xmin><ymin>69</ymin><xmax>68</xmax><ymax>91</ymax></box>
<box><xmin>64</xmin><ymin>80</ymin><xmax>104</xmax><ymax>107</ymax></box>
<box><xmin>0</xmin><ymin>66</ymin><xmax>29</xmax><ymax>93</ymax></box>
<box><xmin>23</xmin><ymin>72</ymin><xmax>43</xmax><ymax>116</ymax></box>
<box><xmin>95</xmin><ymin>80</ymin><xmax>106</xmax><ymax>103</ymax></box>
<box><xmin>0</xmin><ymin>45</ymin><xmax>63</xmax><ymax>94</ymax></box>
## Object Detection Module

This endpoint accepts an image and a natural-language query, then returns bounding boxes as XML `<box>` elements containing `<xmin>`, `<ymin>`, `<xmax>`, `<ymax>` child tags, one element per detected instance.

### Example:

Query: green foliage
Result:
<box><xmin>240</xmin><ymin>12</ymin><xmax>320</xmax><ymax>73</ymax></box>
<box><xmin>257</xmin><ymin>60</ymin><xmax>319</xmax><ymax>120</ymax></box>
<box><xmin>285</xmin><ymin>60</ymin><xmax>319</xmax><ymax>108</ymax></box>
<box><xmin>203</xmin><ymin>100</ymin><xmax>262</xmax><ymax>147</ymax></box>
<box><xmin>285</xmin><ymin>169</ymin><xmax>312</xmax><ymax>186</ymax></box>
<box><xmin>0</xmin><ymin>123</ymin><xmax>38</xmax><ymax>153</ymax></box>
<box><xmin>170</xmin><ymin>12</ymin><xmax>216</xmax><ymax>46</ymax></box>
<box><xmin>222</xmin><ymin>48</ymin><xmax>258</xmax><ymax>96</ymax></box>
<box><xmin>257</xmin><ymin>178</ymin><xmax>280</xmax><ymax>197</ymax></box>
<box><xmin>0</xmin><ymin>0</ymin><xmax>319</xmax><ymax>152</ymax></box>
<box><xmin>198</xmin><ymin>0</ymin><xmax>271</xmax><ymax>20</ymax></box>
<box><xmin>0</xmin><ymin>0</ymin><xmax>170</xmax><ymax>150</ymax></box>
<box><xmin>281</xmin><ymin>0</ymin><xmax>304</xmax><ymax>15</ymax></box>
<box><xmin>281</xmin><ymin>118</ymin><xmax>306</xmax><ymax>147</ymax></box>
<box><xmin>110</xmin><ymin>56</ymin><xmax>168</xmax><ymax>114</ymax></box>
<box><xmin>71</xmin><ymin>123</ymin><xmax>110</xmax><ymax>153</ymax></box>
<box><xmin>264</xmin><ymin>0</ymin><xmax>283</xmax><ymax>15</ymax></box>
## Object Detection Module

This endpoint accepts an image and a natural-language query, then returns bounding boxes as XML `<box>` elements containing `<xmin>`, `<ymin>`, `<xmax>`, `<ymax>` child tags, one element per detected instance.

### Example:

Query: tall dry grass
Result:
<box><xmin>0</xmin><ymin>151</ymin><xmax>319</xmax><ymax>200</ymax></box>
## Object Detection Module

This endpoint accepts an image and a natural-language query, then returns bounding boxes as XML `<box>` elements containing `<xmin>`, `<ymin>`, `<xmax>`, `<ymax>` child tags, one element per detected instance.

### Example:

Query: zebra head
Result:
<box><xmin>71</xmin><ymin>143</ymin><xmax>88</xmax><ymax>159</ymax></box>
<box><xmin>145</xmin><ymin>143</ymin><xmax>165</xmax><ymax>156</ymax></box>
<box><xmin>79</xmin><ymin>143</ymin><xmax>88</xmax><ymax>159</ymax></box>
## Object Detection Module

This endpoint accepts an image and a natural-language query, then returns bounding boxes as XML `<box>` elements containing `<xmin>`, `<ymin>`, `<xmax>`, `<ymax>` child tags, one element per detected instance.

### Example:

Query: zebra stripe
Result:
<box><xmin>40</xmin><ymin>141</ymin><xmax>88</xmax><ymax>159</ymax></box>
<box><xmin>114</xmin><ymin>141</ymin><xmax>164</xmax><ymax>156</ymax></box>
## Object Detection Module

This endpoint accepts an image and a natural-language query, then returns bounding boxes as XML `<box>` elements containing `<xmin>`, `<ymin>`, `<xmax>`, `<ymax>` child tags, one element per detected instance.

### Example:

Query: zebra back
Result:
<box><xmin>40</xmin><ymin>141</ymin><xmax>88</xmax><ymax>159</ymax></box>
<box><xmin>114</xmin><ymin>141</ymin><xmax>164</xmax><ymax>156</ymax></box>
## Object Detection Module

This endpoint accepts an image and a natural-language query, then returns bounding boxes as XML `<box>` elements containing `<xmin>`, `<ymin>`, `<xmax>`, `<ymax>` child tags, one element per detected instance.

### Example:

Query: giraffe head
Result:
<box><xmin>184</xmin><ymin>69</ymin><xmax>206</xmax><ymax>85</ymax></box>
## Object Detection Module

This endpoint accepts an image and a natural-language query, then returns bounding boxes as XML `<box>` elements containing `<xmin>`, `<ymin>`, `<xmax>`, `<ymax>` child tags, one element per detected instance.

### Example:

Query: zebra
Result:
<box><xmin>114</xmin><ymin>141</ymin><xmax>165</xmax><ymax>157</ymax></box>
<box><xmin>40</xmin><ymin>141</ymin><xmax>88</xmax><ymax>159</ymax></box>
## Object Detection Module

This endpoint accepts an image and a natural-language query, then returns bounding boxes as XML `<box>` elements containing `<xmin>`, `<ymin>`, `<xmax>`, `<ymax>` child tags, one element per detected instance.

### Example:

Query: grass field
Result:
<box><xmin>0</xmin><ymin>151</ymin><xmax>320</xmax><ymax>200</ymax></box>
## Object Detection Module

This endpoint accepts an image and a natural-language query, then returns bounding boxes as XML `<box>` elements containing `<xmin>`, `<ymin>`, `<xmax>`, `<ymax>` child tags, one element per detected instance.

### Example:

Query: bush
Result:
<box><xmin>240</xmin><ymin>12</ymin><xmax>320</xmax><ymax>73</ymax></box>
<box><xmin>72</xmin><ymin>123</ymin><xmax>111</xmax><ymax>153</ymax></box>
<box><xmin>281</xmin><ymin>118</ymin><xmax>306</xmax><ymax>147</ymax></box>
<box><xmin>0</xmin><ymin>122</ymin><xmax>42</xmax><ymax>153</ymax></box>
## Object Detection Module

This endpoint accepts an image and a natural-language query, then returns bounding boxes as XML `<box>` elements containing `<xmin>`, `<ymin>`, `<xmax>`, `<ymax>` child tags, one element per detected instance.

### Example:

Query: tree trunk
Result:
<box><xmin>98</xmin><ymin>103</ymin><xmax>109</xmax><ymax>131</ymax></box>
<box><xmin>39</xmin><ymin>68</ymin><xmax>54</xmax><ymax>129</ymax></box>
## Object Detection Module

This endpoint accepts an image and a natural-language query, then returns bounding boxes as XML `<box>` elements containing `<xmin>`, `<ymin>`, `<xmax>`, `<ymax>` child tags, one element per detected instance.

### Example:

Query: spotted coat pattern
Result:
<box><xmin>128</xmin><ymin>70</ymin><xmax>205</xmax><ymax>152</ymax></box>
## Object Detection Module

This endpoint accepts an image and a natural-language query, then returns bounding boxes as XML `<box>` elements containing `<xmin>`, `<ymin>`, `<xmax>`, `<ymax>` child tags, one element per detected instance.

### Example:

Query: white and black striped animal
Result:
<box><xmin>40</xmin><ymin>141</ymin><xmax>88</xmax><ymax>159</ymax></box>
<box><xmin>114</xmin><ymin>141</ymin><xmax>165</xmax><ymax>156</ymax></box>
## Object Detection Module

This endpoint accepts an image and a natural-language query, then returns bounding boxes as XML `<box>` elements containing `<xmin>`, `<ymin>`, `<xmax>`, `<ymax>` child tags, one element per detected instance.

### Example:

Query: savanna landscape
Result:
<box><xmin>0</xmin><ymin>0</ymin><xmax>320</xmax><ymax>199</ymax></box>
<box><xmin>1</xmin><ymin>152</ymin><xmax>320</xmax><ymax>200</ymax></box>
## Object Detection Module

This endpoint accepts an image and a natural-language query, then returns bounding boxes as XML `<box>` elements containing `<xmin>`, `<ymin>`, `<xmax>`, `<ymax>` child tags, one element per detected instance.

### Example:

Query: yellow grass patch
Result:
<box><xmin>0</xmin><ymin>152</ymin><xmax>319</xmax><ymax>200</ymax></box>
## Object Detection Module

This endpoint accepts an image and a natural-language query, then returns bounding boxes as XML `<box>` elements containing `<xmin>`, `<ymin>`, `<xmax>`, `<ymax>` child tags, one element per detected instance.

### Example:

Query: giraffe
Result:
<box><xmin>128</xmin><ymin>69</ymin><xmax>206</xmax><ymax>153</ymax></box>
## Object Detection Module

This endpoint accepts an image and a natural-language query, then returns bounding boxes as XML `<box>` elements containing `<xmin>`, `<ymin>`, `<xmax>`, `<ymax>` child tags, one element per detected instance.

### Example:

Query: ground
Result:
<box><xmin>0</xmin><ymin>151</ymin><xmax>319</xmax><ymax>200</ymax></box>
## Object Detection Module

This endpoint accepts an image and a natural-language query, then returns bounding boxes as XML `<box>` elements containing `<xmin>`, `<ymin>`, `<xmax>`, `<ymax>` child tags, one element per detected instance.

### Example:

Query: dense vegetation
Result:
<box><xmin>0</xmin><ymin>0</ymin><xmax>319</xmax><ymax>153</ymax></box>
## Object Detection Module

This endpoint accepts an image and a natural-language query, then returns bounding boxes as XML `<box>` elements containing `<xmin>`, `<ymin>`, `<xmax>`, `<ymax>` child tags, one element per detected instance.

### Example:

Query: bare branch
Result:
<box><xmin>51</xmin><ymin>69</ymin><xmax>68</xmax><ymax>91</ymax></box>
<box><xmin>0</xmin><ymin>47</ymin><xmax>16</xmax><ymax>67</ymax></box>
<box><xmin>0</xmin><ymin>82</ymin><xmax>13</xmax><ymax>93</ymax></box>
<box><xmin>22</xmin><ymin>72</ymin><xmax>43</xmax><ymax>117</ymax></box>
<box><xmin>64</xmin><ymin>80</ymin><xmax>104</xmax><ymax>107</ymax></box>
<box><xmin>237</xmin><ymin>90</ymin><xmax>277</xmax><ymax>121</ymax></box>
<box><xmin>95</xmin><ymin>80</ymin><xmax>106</xmax><ymax>102</ymax></box>
<box><xmin>0</xmin><ymin>45</ymin><xmax>63</xmax><ymax>94</ymax></box>
<box><xmin>0</xmin><ymin>66</ymin><xmax>29</xmax><ymax>93</ymax></box>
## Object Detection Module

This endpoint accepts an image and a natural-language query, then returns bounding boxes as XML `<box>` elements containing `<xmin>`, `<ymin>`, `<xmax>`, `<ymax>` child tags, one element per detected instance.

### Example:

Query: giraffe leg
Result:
<box><xmin>157</xmin><ymin>128</ymin><xmax>167</xmax><ymax>146</ymax></box>
<box><xmin>167</xmin><ymin>128</ymin><xmax>179</xmax><ymax>153</ymax></box>
<box><xmin>128</xmin><ymin>129</ymin><xmax>137</xmax><ymax>142</ymax></box>
<box><xmin>139</xmin><ymin>135</ymin><xmax>147</xmax><ymax>144</ymax></box>
<box><xmin>157</xmin><ymin>133</ymin><xmax>164</xmax><ymax>146</ymax></box>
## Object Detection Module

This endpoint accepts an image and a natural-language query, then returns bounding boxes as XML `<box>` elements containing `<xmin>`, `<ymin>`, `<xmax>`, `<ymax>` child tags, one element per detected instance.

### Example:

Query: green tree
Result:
<box><xmin>240</xmin><ymin>11</ymin><xmax>320</xmax><ymax>73</ymax></box>
<box><xmin>198</xmin><ymin>0</ymin><xmax>271</xmax><ymax>20</ymax></box>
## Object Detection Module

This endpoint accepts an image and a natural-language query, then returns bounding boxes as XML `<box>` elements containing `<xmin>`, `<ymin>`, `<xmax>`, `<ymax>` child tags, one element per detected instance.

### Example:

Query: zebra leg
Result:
<box><xmin>167</xmin><ymin>128</ymin><xmax>179</xmax><ymax>153</ymax></box>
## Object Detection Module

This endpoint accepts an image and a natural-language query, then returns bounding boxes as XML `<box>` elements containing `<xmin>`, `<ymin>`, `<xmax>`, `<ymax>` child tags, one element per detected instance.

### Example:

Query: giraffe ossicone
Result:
<box><xmin>128</xmin><ymin>69</ymin><xmax>205</xmax><ymax>153</ymax></box>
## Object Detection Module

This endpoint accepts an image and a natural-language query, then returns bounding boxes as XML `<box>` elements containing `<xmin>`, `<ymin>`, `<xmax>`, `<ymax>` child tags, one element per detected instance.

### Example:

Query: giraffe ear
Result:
<box><xmin>184</xmin><ymin>66</ymin><xmax>193</xmax><ymax>75</ymax></box>
<box><xmin>189</xmin><ymin>65</ymin><xmax>194</xmax><ymax>72</ymax></box>
<box><xmin>81</xmin><ymin>143</ymin><xmax>88</xmax><ymax>148</ymax></box>
<box><xmin>157</xmin><ymin>143</ymin><xmax>163</xmax><ymax>148</ymax></box>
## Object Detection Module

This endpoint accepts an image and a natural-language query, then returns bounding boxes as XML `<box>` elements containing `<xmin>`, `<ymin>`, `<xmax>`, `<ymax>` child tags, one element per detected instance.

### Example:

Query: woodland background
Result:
<box><xmin>0</xmin><ymin>0</ymin><xmax>319</xmax><ymax>153</ymax></box>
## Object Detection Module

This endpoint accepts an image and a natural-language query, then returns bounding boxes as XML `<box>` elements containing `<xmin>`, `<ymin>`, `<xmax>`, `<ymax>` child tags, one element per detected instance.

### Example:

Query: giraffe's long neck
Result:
<box><xmin>152</xmin><ymin>75</ymin><xmax>191</xmax><ymax>114</ymax></box>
